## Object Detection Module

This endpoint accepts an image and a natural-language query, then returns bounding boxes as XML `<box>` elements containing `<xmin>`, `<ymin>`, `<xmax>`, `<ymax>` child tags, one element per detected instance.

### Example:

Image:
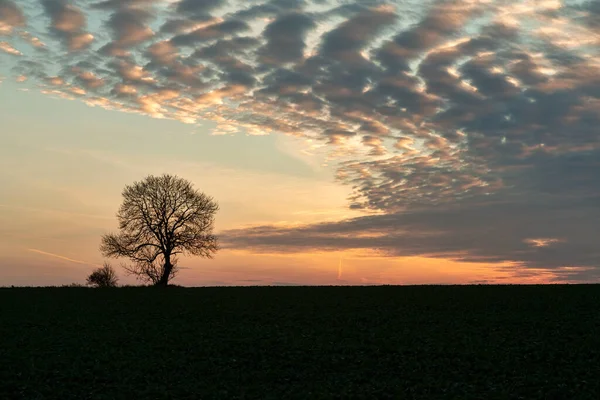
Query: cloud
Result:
<box><xmin>99</xmin><ymin>7</ymin><xmax>154</xmax><ymax>56</ymax></box>
<box><xmin>170</xmin><ymin>19</ymin><xmax>250</xmax><ymax>46</ymax></box>
<box><xmin>2</xmin><ymin>0</ymin><xmax>600</xmax><ymax>279</ymax></box>
<box><xmin>70</xmin><ymin>70</ymin><xmax>104</xmax><ymax>91</ymax></box>
<box><xmin>258</xmin><ymin>13</ymin><xmax>316</xmax><ymax>65</ymax></box>
<box><xmin>41</xmin><ymin>0</ymin><xmax>93</xmax><ymax>51</ymax></box>
<box><xmin>175</xmin><ymin>0</ymin><xmax>225</xmax><ymax>17</ymax></box>
<box><xmin>0</xmin><ymin>40</ymin><xmax>19</xmax><ymax>55</ymax></box>
<box><xmin>576</xmin><ymin>0</ymin><xmax>600</xmax><ymax>30</ymax></box>
<box><xmin>220</xmin><ymin>182</ymin><xmax>600</xmax><ymax>272</ymax></box>
<box><xmin>376</xmin><ymin>1</ymin><xmax>483</xmax><ymax>71</ymax></box>
<box><xmin>319</xmin><ymin>5</ymin><xmax>397</xmax><ymax>63</ymax></box>
<box><xmin>0</xmin><ymin>0</ymin><xmax>25</xmax><ymax>35</ymax></box>
<box><xmin>146</xmin><ymin>40</ymin><xmax>178</xmax><ymax>66</ymax></box>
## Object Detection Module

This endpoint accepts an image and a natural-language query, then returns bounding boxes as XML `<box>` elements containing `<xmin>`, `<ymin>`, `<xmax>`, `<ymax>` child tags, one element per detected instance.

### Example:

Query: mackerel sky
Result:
<box><xmin>1</xmin><ymin>0</ymin><xmax>599</xmax><ymax>285</ymax></box>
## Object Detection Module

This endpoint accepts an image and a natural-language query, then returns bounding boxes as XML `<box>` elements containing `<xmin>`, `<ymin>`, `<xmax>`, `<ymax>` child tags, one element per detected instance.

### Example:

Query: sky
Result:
<box><xmin>0</xmin><ymin>0</ymin><xmax>599</xmax><ymax>286</ymax></box>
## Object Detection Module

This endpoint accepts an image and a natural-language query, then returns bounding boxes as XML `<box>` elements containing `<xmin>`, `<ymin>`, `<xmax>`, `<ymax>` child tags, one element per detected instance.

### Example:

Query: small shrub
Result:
<box><xmin>62</xmin><ymin>283</ymin><xmax>85</xmax><ymax>288</ymax></box>
<box><xmin>87</xmin><ymin>263</ymin><xmax>119</xmax><ymax>288</ymax></box>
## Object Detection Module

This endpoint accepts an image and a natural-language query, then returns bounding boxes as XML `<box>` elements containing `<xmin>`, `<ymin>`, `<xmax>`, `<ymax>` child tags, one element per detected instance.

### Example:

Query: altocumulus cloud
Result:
<box><xmin>1</xmin><ymin>0</ymin><xmax>600</xmax><ymax>280</ymax></box>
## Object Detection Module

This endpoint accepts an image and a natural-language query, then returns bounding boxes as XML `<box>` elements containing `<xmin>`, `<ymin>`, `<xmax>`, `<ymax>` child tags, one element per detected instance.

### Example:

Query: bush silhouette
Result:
<box><xmin>62</xmin><ymin>283</ymin><xmax>85</xmax><ymax>288</ymax></box>
<box><xmin>87</xmin><ymin>263</ymin><xmax>119</xmax><ymax>288</ymax></box>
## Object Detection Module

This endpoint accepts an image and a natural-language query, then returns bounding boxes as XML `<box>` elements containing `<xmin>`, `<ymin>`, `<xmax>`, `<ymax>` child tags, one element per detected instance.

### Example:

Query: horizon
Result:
<box><xmin>1</xmin><ymin>0</ymin><xmax>599</xmax><ymax>286</ymax></box>
<box><xmin>3</xmin><ymin>282</ymin><xmax>600</xmax><ymax>288</ymax></box>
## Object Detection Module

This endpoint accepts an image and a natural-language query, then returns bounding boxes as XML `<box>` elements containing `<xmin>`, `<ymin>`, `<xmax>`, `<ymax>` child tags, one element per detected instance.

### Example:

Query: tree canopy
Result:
<box><xmin>100</xmin><ymin>174</ymin><xmax>219</xmax><ymax>286</ymax></box>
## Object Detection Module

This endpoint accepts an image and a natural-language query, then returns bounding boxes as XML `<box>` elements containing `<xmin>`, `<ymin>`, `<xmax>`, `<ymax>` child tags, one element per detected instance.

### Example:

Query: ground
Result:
<box><xmin>1</xmin><ymin>285</ymin><xmax>600</xmax><ymax>399</ymax></box>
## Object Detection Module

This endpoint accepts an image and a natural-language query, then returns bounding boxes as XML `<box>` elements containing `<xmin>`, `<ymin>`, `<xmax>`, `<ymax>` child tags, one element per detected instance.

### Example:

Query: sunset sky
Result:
<box><xmin>1</xmin><ymin>0</ymin><xmax>599</xmax><ymax>286</ymax></box>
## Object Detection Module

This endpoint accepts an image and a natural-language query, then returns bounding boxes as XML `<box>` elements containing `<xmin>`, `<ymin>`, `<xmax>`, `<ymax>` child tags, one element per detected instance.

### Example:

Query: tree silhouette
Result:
<box><xmin>100</xmin><ymin>174</ymin><xmax>219</xmax><ymax>286</ymax></box>
<box><xmin>87</xmin><ymin>263</ymin><xmax>119</xmax><ymax>287</ymax></box>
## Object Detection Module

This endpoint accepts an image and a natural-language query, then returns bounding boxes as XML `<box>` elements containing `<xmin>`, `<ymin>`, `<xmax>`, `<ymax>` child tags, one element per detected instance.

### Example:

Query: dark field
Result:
<box><xmin>2</xmin><ymin>285</ymin><xmax>600</xmax><ymax>399</ymax></box>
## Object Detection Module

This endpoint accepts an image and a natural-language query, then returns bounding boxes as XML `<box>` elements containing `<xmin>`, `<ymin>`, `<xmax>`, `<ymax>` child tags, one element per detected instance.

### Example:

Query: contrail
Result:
<box><xmin>27</xmin><ymin>248</ymin><xmax>102</xmax><ymax>267</ymax></box>
<box><xmin>337</xmin><ymin>256</ymin><xmax>343</xmax><ymax>280</ymax></box>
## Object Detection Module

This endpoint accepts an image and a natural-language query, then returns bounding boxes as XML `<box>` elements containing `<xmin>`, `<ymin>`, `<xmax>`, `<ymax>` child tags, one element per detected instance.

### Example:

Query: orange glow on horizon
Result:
<box><xmin>178</xmin><ymin>249</ymin><xmax>565</xmax><ymax>287</ymax></box>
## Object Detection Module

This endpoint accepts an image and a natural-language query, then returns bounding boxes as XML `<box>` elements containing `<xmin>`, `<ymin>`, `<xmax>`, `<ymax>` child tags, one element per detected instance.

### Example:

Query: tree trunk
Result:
<box><xmin>156</xmin><ymin>255</ymin><xmax>172</xmax><ymax>287</ymax></box>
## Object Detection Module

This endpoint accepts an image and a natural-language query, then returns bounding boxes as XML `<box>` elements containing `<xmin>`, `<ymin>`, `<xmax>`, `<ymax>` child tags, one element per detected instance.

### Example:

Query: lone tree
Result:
<box><xmin>87</xmin><ymin>263</ymin><xmax>119</xmax><ymax>288</ymax></box>
<box><xmin>100</xmin><ymin>174</ymin><xmax>219</xmax><ymax>286</ymax></box>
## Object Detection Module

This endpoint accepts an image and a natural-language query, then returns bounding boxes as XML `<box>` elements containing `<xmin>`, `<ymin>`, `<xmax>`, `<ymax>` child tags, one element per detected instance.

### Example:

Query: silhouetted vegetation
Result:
<box><xmin>100</xmin><ymin>174</ymin><xmax>219</xmax><ymax>287</ymax></box>
<box><xmin>61</xmin><ymin>283</ymin><xmax>86</xmax><ymax>288</ymax></box>
<box><xmin>2</xmin><ymin>285</ymin><xmax>600</xmax><ymax>399</ymax></box>
<box><xmin>86</xmin><ymin>263</ymin><xmax>119</xmax><ymax>288</ymax></box>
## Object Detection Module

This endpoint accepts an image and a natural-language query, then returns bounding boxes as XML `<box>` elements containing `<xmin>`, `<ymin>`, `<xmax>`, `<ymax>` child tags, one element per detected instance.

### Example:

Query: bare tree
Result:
<box><xmin>87</xmin><ymin>263</ymin><xmax>119</xmax><ymax>287</ymax></box>
<box><xmin>118</xmin><ymin>255</ymin><xmax>178</xmax><ymax>286</ymax></box>
<box><xmin>100</xmin><ymin>174</ymin><xmax>219</xmax><ymax>286</ymax></box>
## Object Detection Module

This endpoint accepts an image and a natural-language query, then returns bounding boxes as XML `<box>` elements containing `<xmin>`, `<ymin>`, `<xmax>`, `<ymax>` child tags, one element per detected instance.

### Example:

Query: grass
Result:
<box><xmin>1</xmin><ymin>285</ymin><xmax>600</xmax><ymax>399</ymax></box>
